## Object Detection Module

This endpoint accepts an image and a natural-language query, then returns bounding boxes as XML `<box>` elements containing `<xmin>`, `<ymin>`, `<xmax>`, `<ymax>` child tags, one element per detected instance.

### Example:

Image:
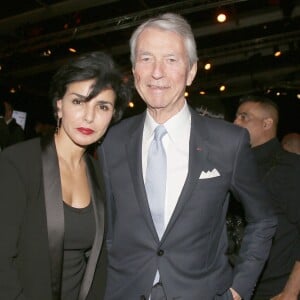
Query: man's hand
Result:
<box><xmin>270</xmin><ymin>292</ymin><xmax>298</xmax><ymax>300</ymax></box>
<box><xmin>230</xmin><ymin>288</ymin><xmax>242</xmax><ymax>300</ymax></box>
<box><xmin>270</xmin><ymin>261</ymin><xmax>300</xmax><ymax>300</ymax></box>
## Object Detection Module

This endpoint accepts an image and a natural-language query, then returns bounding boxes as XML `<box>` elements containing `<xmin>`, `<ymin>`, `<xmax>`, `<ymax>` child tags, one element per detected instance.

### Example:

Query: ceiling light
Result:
<box><xmin>273</xmin><ymin>46</ymin><xmax>282</xmax><ymax>57</ymax></box>
<box><xmin>217</xmin><ymin>13</ymin><xmax>227</xmax><ymax>23</ymax></box>
<box><xmin>204</xmin><ymin>62</ymin><xmax>212</xmax><ymax>71</ymax></box>
<box><xmin>41</xmin><ymin>49</ymin><xmax>52</xmax><ymax>57</ymax></box>
<box><xmin>68</xmin><ymin>47</ymin><xmax>77</xmax><ymax>53</ymax></box>
<box><xmin>219</xmin><ymin>85</ymin><xmax>226</xmax><ymax>92</ymax></box>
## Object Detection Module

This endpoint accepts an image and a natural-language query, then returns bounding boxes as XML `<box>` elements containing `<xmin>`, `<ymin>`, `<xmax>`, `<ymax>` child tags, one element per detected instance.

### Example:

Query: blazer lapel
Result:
<box><xmin>162</xmin><ymin>110</ymin><xmax>210</xmax><ymax>241</ymax></box>
<box><xmin>41</xmin><ymin>137</ymin><xmax>64</xmax><ymax>300</ymax></box>
<box><xmin>126</xmin><ymin>114</ymin><xmax>160</xmax><ymax>242</ymax></box>
<box><xmin>78</xmin><ymin>154</ymin><xmax>105</xmax><ymax>300</ymax></box>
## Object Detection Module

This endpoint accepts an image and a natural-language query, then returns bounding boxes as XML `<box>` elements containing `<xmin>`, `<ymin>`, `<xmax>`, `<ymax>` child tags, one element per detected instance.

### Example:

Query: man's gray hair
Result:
<box><xmin>129</xmin><ymin>13</ymin><xmax>198</xmax><ymax>68</ymax></box>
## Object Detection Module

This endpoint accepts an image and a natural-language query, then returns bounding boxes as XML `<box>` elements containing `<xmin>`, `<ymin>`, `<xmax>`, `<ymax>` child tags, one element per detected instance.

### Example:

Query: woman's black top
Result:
<box><xmin>61</xmin><ymin>200</ymin><xmax>95</xmax><ymax>300</ymax></box>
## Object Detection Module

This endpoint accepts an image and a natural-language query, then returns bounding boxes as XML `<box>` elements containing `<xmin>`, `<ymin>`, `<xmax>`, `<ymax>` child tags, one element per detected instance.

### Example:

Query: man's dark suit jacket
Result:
<box><xmin>99</xmin><ymin>106</ymin><xmax>277</xmax><ymax>300</ymax></box>
<box><xmin>0</xmin><ymin>117</ymin><xmax>9</xmax><ymax>150</ymax></box>
<box><xmin>0</xmin><ymin>137</ymin><xmax>107</xmax><ymax>300</ymax></box>
<box><xmin>6</xmin><ymin>118</ymin><xmax>25</xmax><ymax>146</ymax></box>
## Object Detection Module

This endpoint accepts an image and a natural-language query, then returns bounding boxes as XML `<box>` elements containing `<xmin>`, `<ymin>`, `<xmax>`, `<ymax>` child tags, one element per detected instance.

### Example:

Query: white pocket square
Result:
<box><xmin>199</xmin><ymin>168</ymin><xmax>221</xmax><ymax>179</ymax></box>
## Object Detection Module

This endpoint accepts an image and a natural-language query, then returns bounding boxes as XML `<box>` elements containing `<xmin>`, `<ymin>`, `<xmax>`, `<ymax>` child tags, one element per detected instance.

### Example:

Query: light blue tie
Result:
<box><xmin>145</xmin><ymin>125</ymin><xmax>167</xmax><ymax>239</ymax></box>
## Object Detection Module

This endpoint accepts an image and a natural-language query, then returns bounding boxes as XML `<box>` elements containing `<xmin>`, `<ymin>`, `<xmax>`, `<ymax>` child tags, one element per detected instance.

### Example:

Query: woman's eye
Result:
<box><xmin>72</xmin><ymin>99</ymin><xmax>83</xmax><ymax>105</ymax></box>
<box><xmin>99</xmin><ymin>104</ymin><xmax>109</xmax><ymax>111</ymax></box>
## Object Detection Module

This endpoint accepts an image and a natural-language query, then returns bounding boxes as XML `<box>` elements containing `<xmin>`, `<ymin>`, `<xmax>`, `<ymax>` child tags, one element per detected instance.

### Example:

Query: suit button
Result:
<box><xmin>157</xmin><ymin>249</ymin><xmax>164</xmax><ymax>256</ymax></box>
<box><xmin>140</xmin><ymin>296</ymin><xmax>146</xmax><ymax>300</ymax></box>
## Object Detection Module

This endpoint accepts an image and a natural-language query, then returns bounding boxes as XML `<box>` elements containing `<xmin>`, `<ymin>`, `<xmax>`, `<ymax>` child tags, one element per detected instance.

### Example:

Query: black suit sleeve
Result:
<box><xmin>230</xmin><ymin>129</ymin><xmax>277</xmax><ymax>299</ymax></box>
<box><xmin>0</xmin><ymin>154</ymin><xmax>27</xmax><ymax>299</ymax></box>
<box><xmin>269</xmin><ymin>153</ymin><xmax>300</xmax><ymax>261</ymax></box>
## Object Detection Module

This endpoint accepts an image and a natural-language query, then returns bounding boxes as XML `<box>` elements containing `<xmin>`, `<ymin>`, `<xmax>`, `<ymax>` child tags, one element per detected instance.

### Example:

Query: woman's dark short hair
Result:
<box><xmin>49</xmin><ymin>51</ymin><xmax>131</xmax><ymax>123</ymax></box>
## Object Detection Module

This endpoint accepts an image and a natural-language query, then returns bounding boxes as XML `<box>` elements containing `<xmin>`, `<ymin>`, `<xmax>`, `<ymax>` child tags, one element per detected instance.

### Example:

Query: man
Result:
<box><xmin>234</xmin><ymin>95</ymin><xmax>300</xmax><ymax>300</ymax></box>
<box><xmin>0</xmin><ymin>101</ymin><xmax>9</xmax><ymax>150</ymax></box>
<box><xmin>4</xmin><ymin>100</ymin><xmax>25</xmax><ymax>146</ymax></box>
<box><xmin>99</xmin><ymin>13</ymin><xmax>277</xmax><ymax>300</ymax></box>
<box><xmin>281</xmin><ymin>132</ymin><xmax>300</xmax><ymax>155</ymax></box>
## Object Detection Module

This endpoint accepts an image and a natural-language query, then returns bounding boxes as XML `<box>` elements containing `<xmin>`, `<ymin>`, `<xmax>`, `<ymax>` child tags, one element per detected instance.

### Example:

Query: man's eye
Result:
<box><xmin>167</xmin><ymin>58</ymin><xmax>176</xmax><ymax>63</ymax></box>
<box><xmin>139</xmin><ymin>56</ymin><xmax>152</xmax><ymax>62</ymax></box>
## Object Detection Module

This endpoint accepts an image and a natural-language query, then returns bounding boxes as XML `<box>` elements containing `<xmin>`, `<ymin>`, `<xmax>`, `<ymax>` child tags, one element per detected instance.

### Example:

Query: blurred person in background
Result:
<box><xmin>0</xmin><ymin>51</ymin><xmax>130</xmax><ymax>300</ymax></box>
<box><xmin>3</xmin><ymin>99</ymin><xmax>25</xmax><ymax>146</ymax></box>
<box><xmin>234</xmin><ymin>95</ymin><xmax>300</xmax><ymax>300</ymax></box>
<box><xmin>281</xmin><ymin>132</ymin><xmax>300</xmax><ymax>155</ymax></box>
<box><xmin>0</xmin><ymin>100</ymin><xmax>9</xmax><ymax>150</ymax></box>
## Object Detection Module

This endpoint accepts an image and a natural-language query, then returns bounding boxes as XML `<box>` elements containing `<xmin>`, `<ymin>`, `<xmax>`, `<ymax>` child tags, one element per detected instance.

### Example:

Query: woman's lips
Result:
<box><xmin>77</xmin><ymin>127</ymin><xmax>95</xmax><ymax>135</ymax></box>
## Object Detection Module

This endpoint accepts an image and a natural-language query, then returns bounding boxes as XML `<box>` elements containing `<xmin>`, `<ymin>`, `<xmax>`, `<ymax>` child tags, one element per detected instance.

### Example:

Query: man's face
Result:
<box><xmin>234</xmin><ymin>101</ymin><xmax>267</xmax><ymax>147</ymax></box>
<box><xmin>4</xmin><ymin>102</ymin><xmax>12</xmax><ymax>122</ymax></box>
<box><xmin>132</xmin><ymin>27</ymin><xmax>197</xmax><ymax>120</ymax></box>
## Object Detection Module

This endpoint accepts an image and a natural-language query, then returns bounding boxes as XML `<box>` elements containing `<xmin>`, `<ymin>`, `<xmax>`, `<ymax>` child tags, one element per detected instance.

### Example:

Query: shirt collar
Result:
<box><xmin>144</xmin><ymin>101</ymin><xmax>191</xmax><ymax>142</ymax></box>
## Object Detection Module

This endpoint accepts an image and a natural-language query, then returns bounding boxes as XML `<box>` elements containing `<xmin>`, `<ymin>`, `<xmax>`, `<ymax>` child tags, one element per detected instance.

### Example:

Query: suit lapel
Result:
<box><xmin>78</xmin><ymin>154</ymin><xmax>105</xmax><ymax>300</ymax></box>
<box><xmin>126</xmin><ymin>114</ymin><xmax>160</xmax><ymax>242</ymax></box>
<box><xmin>162</xmin><ymin>110</ymin><xmax>210</xmax><ymax>241</ymax></box>
<box><xmin>41</xmin><ymin>137</ymin><xmax>64</xmax><ymax>300</ymax></box>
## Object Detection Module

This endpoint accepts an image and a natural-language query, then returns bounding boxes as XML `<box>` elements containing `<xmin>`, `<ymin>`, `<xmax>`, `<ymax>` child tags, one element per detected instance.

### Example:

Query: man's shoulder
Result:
<box><xmin>278</xmin><ymin>148</ymin><xmax>300</xmax><ymax>169</ymax></box>
<box><xmin>194</xmin><ymin>113</ymin><xmax>248</xmax><ymax>141</ymax></box>
<box><xmin>2</xmin><ymin>138</ymin><xmax>40</xmax><ymax>159</ymax></box>
<box><xmin>8</xmin><ymin>118</ymin><xmax>24</xmax><ymax>132</ymax></box>
<box><xmin>106</xmin><ymin>114</ymin><xmax>144</xmax><ymax>137</ymax></box>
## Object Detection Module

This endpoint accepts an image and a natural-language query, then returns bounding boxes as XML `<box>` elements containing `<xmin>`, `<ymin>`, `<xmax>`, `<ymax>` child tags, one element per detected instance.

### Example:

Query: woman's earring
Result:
<box><xmin>55</xmin><ymin>118</ymin><xmax>62</xmax><ymax>134</ymax></box>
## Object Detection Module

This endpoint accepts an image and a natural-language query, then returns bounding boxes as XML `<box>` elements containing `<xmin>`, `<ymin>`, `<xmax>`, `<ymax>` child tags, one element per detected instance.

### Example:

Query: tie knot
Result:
<box><xmin>154</xmin><ymin>125</ymin><xmax>167</xmax><ymax>141</ymax></box>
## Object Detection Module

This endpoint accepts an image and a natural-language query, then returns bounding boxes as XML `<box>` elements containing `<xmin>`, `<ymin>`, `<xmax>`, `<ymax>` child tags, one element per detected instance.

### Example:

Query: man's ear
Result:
<box><xmin>186</xmin><ymin>62</ymin><xmax>197</xmax><ymax>86</ymax></box>
<box><xmin>263</xmin><ymin>117</ymin><xmax>273</xmax><ymax>130</ymax></box>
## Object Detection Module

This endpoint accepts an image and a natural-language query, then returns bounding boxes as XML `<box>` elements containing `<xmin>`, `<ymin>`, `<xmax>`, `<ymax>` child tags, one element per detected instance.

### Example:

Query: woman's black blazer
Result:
<box><xmin>0</xmin><ymin>137</ymin><xmax>107</xmax><ymax>300</ymax></box>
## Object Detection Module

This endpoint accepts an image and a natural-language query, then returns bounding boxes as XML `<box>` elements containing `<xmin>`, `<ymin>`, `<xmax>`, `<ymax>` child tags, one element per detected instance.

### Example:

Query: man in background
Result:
<box><xmin>4</xmin><ymin>100</ymin><xmax>25</xmax><ymax>146</ymax></box>
<box><xmin>281</xmin><ymin>132</ymin><xmax>300</xmax><ymax>155</ymax></box>
<box><xmin>0</xmin><ymin>101</ymin><xmax>9</xmax><ymax>151</ymax></box>
<box><xmin>234</xmin><ymin>95</ymin><xmax>300</xmax><ymax>300</ymax></box>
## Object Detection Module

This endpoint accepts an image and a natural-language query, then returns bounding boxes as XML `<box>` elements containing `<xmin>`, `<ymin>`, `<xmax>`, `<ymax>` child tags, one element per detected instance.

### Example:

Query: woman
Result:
<box><xmin>0</xmin><ymin>51</ymin><xmax>130</xmax><ymax>300</ymax></box>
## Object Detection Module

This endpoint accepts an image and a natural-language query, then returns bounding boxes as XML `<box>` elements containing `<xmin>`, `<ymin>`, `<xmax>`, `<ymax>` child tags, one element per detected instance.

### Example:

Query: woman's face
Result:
<box><xmin>56</xmin><ymin>79</ymin><xmax>116</xmax><ymax>147</ymax></box>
